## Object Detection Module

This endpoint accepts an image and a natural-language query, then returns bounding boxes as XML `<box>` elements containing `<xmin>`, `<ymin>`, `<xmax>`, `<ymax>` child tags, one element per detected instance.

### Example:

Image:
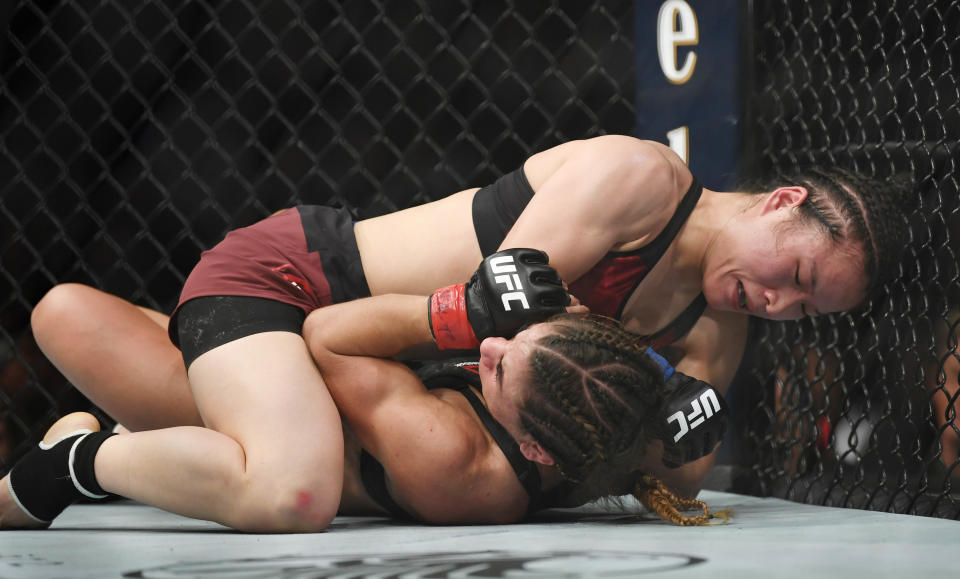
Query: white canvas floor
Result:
<box><xmin>1</xmin><ymin>490</ymin><xmax>957</xmax><ymax>578</ymax></box>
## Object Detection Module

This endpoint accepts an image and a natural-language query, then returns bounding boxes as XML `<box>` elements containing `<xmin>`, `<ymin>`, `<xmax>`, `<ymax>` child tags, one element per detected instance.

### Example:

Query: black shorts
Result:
<box><xmin>175</xmin><ymin>296</ymin><xmax>306</xmax><ymax>369</ymax></box>
<box><xmin>471</xmin><ymin>168</ymin><xmax>536</xmax><ymax>257</ymax></box>
<box><xmin>169</xmin><ymin>205</ymin><xmax>371</xmax><ymax>368</ymax></box>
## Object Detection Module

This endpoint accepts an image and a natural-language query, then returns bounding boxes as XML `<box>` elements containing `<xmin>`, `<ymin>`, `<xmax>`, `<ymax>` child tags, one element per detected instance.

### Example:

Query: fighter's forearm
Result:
<box><xmin>303</xmin><ymin>294</ymin><xmax>434</xmax><ymax>360</ymax></box>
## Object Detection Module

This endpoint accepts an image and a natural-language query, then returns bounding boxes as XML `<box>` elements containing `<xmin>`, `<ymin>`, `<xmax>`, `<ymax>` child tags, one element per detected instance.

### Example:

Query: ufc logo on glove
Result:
<box><xmin>429</xmin><ymin>248</ymin><xmax>568</xmax><ymax>350</ymax></box>
<box><xmin>489</xmin><ymin>255</ymin><xmax>530</xmax><ymax>311</ymax></box>
<box><xmin>667</xmin><ymin>389</ymin><xmax>722</xmax><ymax>442</ymax></box>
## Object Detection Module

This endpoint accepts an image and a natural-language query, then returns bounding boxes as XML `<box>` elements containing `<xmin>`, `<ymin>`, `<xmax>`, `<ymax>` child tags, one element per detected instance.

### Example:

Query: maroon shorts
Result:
<box><xmin>168</xmin><ymin>206</ymin><xmax>370</xmax><ymax>362</ymax></box>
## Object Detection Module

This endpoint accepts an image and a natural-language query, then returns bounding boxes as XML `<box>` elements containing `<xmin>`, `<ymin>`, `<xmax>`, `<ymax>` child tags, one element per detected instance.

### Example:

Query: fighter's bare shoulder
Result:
<box><xmin>561</xmin><ymin>136</ymin><xmax>693</xmax><ymax>242</ymax></box>
<box><xmin>530</xmin><ymin>135</ymin><xmax>687</xmax><ymax>179</ymax></box>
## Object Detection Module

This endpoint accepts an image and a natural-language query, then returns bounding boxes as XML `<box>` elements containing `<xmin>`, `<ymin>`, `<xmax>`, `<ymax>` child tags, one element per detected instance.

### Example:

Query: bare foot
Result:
<box><xmin>0</xmin><ymin>412</ymin><xmax>101</xmax><ymax>529</ymax></box>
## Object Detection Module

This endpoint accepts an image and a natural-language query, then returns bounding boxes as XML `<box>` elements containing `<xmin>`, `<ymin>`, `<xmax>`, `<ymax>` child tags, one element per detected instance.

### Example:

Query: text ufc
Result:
<box><xmin>489</xmin><ymin>255</ymin><xmax>530</xmax><ymax>311</ymax></box>
<box><xmin>667</xmin><ymin>389</ymin><xmax>722</xmax><ymax>442</ymax></box>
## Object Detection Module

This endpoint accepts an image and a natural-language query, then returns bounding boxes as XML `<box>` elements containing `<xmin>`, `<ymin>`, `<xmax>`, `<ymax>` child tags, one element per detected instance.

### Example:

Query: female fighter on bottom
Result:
<box><xmin>1</xmin><ymin>250</ymin><xmax>726</xmax><ymax>530</ymax></box>
<box><xmin>23</xmin><ymin>136</ymin><xmax>908</xmax><ymax>501</ymax></box>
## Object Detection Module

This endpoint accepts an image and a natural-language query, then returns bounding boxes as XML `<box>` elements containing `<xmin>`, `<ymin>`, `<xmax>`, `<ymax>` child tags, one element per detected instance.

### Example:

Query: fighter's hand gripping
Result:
<box><xmin>643</xmin><ymin>347</ymin><xmax>729</xmax><ymax>468</ymax></box>
<box><xmin>428</xmin><ymin>248</ymin><xmax>571</xmax><ymax>350</ymax></box>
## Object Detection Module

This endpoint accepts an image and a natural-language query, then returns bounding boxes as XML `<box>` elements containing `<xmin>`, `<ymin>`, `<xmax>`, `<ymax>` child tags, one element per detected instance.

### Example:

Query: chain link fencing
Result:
<box><xmin>1</xmin><ymin>0</ymin><xmax>958</xmax><ymax>519</ymax></box>
<box><xmin>738</xmin><ymin>0</ymin><xmax>960</xmax><ymax>517</ymax></box>
<box><xmin>0</xmin><ymin>0</ymin><xmax>636</xmax><ymax>468</ymax></box>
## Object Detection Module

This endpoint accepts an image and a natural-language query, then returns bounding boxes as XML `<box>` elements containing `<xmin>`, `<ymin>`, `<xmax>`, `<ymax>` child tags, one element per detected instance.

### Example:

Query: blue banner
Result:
<box><xmin>635</xmin><ymin>0</ymin><xmax>741</xmax><ymax>190</ymax></box>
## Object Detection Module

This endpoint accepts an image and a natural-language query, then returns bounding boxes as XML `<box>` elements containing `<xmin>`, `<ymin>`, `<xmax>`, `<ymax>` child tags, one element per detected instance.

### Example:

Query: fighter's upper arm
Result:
<box><xmin>641</xmin><ymin>310</ymin><xmax>748</xmax><ymax>498</ymax></box>
<box><xmin>312</xmin><ymin>350</ymin><xmax>495</xmax><ymax>521</ymax></box>
<box><xmin>311</xmin><ymin>346</ymin><xmax>434</xmax><ymax>435</ymax></box>
<box><xmin>500</xmin><ymin>136</ymin><xmax>688</xmax><ymax>283</ymax></box>
<box><xmin>672</xmin><ymin>308</ymin><xmax>749</xmax><ymax>397</ymax></box>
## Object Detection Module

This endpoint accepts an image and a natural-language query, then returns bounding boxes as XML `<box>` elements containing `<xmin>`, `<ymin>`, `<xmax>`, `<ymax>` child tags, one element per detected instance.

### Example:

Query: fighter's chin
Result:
<box><xmin>701</xmin><ymin>284</ymin><xmax>731</xmax><ymax>313</ymax></box>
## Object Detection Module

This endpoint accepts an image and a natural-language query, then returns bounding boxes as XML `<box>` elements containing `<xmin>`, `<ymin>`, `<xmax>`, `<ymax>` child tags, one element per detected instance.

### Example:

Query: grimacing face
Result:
<box><xmin>477</xmin><ymin>329</ymin><xmax>537</xmax><ymax>439</ymax></box>
<box><xmin>701</xmin><ymin>188</ymin><xmax>868</xmax><ymax>320</ymax></box>
<box><xmin>477</xmin><ymin>325</ymin><xmax>556</xmax><ymax>466</ymax></box>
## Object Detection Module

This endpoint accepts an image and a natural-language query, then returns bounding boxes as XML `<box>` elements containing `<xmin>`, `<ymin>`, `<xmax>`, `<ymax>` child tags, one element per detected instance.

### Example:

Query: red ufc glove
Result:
<box><xmin>428</xmin><ymin>248</ymin><xmax>571</xmax><ymax>350</ymax></box>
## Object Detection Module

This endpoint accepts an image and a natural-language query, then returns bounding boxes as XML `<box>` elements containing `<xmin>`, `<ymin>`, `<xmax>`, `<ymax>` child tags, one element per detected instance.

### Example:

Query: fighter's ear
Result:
<box><xmin>761</xmin><ymin>186</ymin><xmax>808</xmax><ymax>214</ymax></box>
<box><xmin>519</xmin><ymin>440</ymin><xmax>555</xmax><ymax>466</ymax></box>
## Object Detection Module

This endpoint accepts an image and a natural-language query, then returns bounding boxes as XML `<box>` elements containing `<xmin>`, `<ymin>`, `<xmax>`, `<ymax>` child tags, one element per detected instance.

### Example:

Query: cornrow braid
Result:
<box><xmin>760</xmin><ymin>168</ymin><xmax>913</xmax><ymax>295</ymax></box>
<box><xmin>634</xmin><ymin>475</ymin><xmax>729</xmax><ymax>526</ymax></box>
<box><xmin>517</xmin><ymin>315</ymin><xmax>680</xmax><ymax>506</ymax></box>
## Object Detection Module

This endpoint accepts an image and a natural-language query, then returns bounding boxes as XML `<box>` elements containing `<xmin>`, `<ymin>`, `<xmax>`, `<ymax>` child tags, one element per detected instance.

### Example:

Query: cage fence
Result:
<box><xmin>742</xmin><ymin>0</ymin><xmax>960</xmax><ymax>517</ymax></box>
<box><xmin>1</xmin><ymin>0</ymin><xmax>959</xmax><ymax>519</ymax></box>
<box><xmin>0</xmin><ymin>0</ymin><xmax>636</xmax><ymax>459</ymax></box>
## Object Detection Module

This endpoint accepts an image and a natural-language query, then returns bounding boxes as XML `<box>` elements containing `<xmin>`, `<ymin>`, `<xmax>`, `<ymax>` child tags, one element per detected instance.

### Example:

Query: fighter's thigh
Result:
<box><xmin>30</xmin><ymin>283</ymin><xmax>200</xmax><ymax>430</ymax></box>
<box><xmin>136</xmin><ymin>305</ymin><xmax>171</xmax><ymax>328</ymax></box>
<box><xmin>186</xmin><ymin>331</ymin><xmax>344</xmax><ymax>501</ymax></box>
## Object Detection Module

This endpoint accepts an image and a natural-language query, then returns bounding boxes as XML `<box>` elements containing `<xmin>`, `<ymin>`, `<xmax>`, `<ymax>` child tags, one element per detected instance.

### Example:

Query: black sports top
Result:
<box><xmin>472</xmin><ymin>169</ymin><xmax>707</xmax><ymax>351</ymax></box>
<box><xmin>358</xmin><ymin>360</ymin><xmax>570</xmax><ymax>520</ymax></box>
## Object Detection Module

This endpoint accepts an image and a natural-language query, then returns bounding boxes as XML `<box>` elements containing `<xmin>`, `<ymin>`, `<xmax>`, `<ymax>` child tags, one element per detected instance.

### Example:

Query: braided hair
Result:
<box><xmin>764</xmin><ymin>168</ymin><xmax>912</xmax><ymax>296</ymax></box>
<box><xmin>517</xmin><ymin>314</ymin><xmax>725</xmax><ymax>525</ymax></box>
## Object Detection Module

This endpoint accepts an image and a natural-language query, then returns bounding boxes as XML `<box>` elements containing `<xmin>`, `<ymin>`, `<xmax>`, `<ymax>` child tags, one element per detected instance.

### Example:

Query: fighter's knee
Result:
<box><xmin>232</xmin><ymin>481</ymin><xmax>339</xmax><ymax>533</ymax></box>
<box><xmin>279</xmin><ymin>488</ymin><xmax>339</xmax><ymax>532</ymax></box>
<box><xmin>31</xmin><ymin>284</ymin><xmax>93</xmax><ymax>345</ymax></box>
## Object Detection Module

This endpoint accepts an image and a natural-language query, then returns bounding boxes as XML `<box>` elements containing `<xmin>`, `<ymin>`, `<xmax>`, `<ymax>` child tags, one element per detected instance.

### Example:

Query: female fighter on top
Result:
<box><xmin>2</xmin><ymin>250</ymin><xmax>728</xmax><ymax>530</ymax></box>
<box><xmin>21</xmin><ymin>135</ymin><xmax>908</xmax><ymax>502</ymax></box>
